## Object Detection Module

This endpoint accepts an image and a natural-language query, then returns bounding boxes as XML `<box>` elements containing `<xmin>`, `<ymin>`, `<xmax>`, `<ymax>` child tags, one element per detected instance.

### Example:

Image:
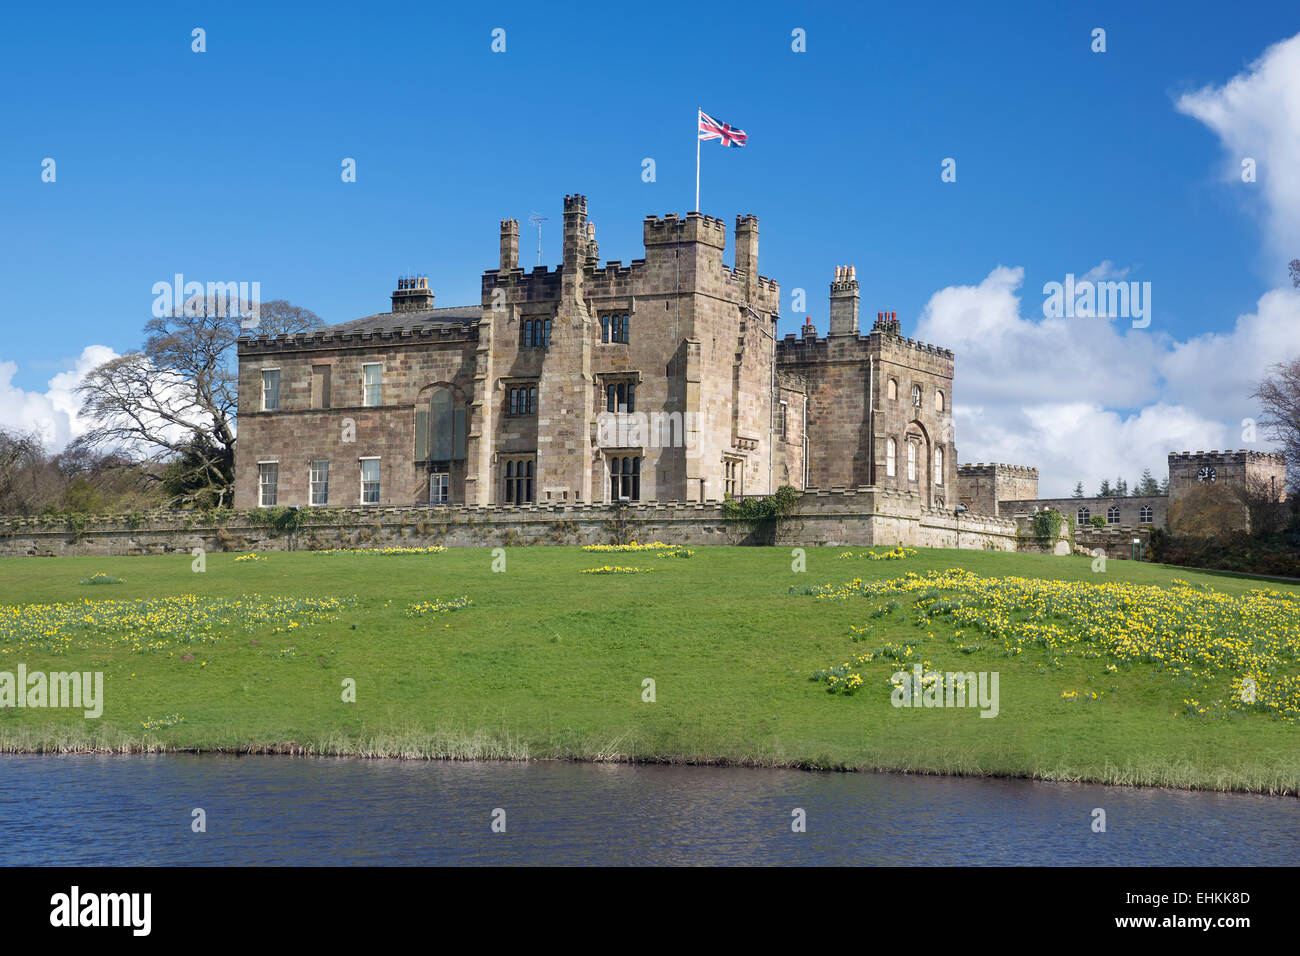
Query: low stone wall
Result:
<box><xmin>0</xmin><ymin>489</ymin><xmax>1068</xmax><ymax>558</ymax></box>
<box><xmin>1072</xmin><ymin>526</ymin><xmax>1155</xmax><ymax>561</ymax></box>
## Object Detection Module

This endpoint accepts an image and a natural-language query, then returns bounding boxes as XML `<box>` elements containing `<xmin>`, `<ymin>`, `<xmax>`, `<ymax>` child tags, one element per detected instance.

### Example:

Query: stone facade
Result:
<box><xmin>955</xmin><ymin>463</ymin><xmax>1039</xmax><ymax>517</ymax></box>
<box><xmin>1167</xmin><ymin>450</ymin><xmax>1287</xmax><ymax>501</ymax></box>
<box><xmin>1000</xmin><ymin>495</ymin><xmax>1167</xmax><ymax>529</ymax></box>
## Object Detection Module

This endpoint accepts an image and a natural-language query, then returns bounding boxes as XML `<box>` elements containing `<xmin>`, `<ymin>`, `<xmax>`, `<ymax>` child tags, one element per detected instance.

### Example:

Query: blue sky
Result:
<box><xmin>3</xmin><ymin>0</ymin><xmax>1300</xmax><ymax>493</ymax></box>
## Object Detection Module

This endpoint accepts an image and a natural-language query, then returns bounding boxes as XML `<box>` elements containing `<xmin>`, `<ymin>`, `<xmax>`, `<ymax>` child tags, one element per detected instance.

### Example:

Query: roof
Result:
<box><xmin>321</xmin><ymin>305</ymin><xmax>480</xmax><ymax>335</ymax></box>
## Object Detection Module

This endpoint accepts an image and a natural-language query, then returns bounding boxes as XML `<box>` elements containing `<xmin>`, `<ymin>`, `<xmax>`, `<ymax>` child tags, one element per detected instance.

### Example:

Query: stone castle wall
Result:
<box><xmin>0</xmin><ymin>491</ymin><xmax>1064</xmax><ymax>558</ymax></box>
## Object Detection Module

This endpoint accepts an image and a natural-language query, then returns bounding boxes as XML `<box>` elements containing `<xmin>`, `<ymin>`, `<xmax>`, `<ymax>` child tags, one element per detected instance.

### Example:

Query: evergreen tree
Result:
<box><xmin>1098</xmin><ymin>479</ymin><xmax>1112</xmax><ymax>497</ymax></box>
<box><xmin>1158</xmin><ymin>475</ymin><xmax>1170</xmax><ymax>496</ymax></box>
<box><xmin>1114</xmin><ymin>477</ymin><xmax>1128</xmax><ymax>497</ymax></box>
<box><xmin>1136</xmin><ymin>467</ymin><xmax>1159</xmax><ymax>496</ymax></box>
<box><xmin>1071</xmin><ymin>481</ymin><xmax>1085</xmax><ymax>498</ymax></box>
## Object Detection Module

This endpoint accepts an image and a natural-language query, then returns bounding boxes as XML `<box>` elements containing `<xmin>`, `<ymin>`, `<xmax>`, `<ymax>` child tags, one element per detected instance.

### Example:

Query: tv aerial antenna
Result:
<box><xmin>528</xmin><ymin>212</ymin><xmax>547</xmax><ymax>266</ymax></box>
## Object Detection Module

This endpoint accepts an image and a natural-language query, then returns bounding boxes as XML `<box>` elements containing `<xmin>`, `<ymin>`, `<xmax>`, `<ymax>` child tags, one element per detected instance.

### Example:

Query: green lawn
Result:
<box><xmin>1</xmin><ymin>545</ymin><xmax>1298</xmax><ymax>794</ymax></box>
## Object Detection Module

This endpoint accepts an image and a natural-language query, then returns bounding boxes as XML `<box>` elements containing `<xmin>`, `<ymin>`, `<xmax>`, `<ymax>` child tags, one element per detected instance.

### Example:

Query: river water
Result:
<box><xmin>0</xmin><ymin>755</ymin><xmax>1295</xmax><ymax>865</ymax></box>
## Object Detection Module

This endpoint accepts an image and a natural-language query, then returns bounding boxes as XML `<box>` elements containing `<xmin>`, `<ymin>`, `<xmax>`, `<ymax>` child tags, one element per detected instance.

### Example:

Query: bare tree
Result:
<box><xmin>73</xmin><ymin>300</ymin><xmax>322</xmax><ymax>507</ymax></box>
<box><xmin>1228</xmin><ymin>474</ymin><xmax>1289</xmax><ymax>536</ymax></box>
<box><xmin>0</xmin><ymin>428</ymin><xmax>60</xmax><ymax>514</ymax></box>
<box><xmin>1252</xmin><ymin>357</ymin><xmax>1300</xmax><ymax>492</ymax></box>
<box><xmin>1290</xmin><ymin>258</ymin><xmax>1299</xmax><ymax>288</ymax></box>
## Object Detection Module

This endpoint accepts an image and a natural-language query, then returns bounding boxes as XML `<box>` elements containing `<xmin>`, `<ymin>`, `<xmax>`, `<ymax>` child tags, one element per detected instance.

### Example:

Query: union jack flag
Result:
<box><xmin>698</xmin><ymin>110</ymin><xmax>747</xmax><ymax>147</ymax></box>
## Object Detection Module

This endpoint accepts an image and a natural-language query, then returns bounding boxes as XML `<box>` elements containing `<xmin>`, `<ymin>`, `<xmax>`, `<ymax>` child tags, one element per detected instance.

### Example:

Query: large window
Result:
<box><xmin>508</xmin><ymin>386</ymin><xmax>537</xmax><ymax>416</ymax></box>
<box><xmin>1107</xmin><ymin>506</ymin><xmax>1120</xmax><ymax>525</ymax></box>
<box><xmin>309</xmin><ymin>460</ymin><xmax>329</xmax><ymax>506</ymax></box>
<box><xmin>415</xmin><ymin>387</ymin><xmax>467</xmax><ymax>463</ymax></box>
<box><xmin>311</xmin><ymin>365</ymin><xmax>331</xmax><ymax>409</ymax></box>
<box><xmin>934</xmin><ymin>447</ymin><xmax>944</xmax><ymax>485</ymax></box>
<box><xmin>360</xmin><ymin>458</ymin><xmax>381</xmax><ymax>504</ymax></box>
<box><xmin>606</xmin><ymin>381</ymin><xmax>636</xmax><ymax>413</ymax></box>
<box><xmin>362</xmin><ymin>364</ymin><xmax>383</xmax><ymax>406</ymax></box>
<box><xmin>911</xmin><ymin>384</ymin><xmax>922</xmax><ymax>407</ymax></box>
<box><xmin>1139</xmin><ymin>506</ymin><xmax>1153</xmax><ymax>523</ymax></box>
<box><xmin>258</xmin><ymin>462</ymin><xmax>278</xmax><ymax>507</ymax></box>
<box><xmin>504</xmin><ymin>458</ymin><xmax>534</xmax><ymax>504</ymax></box>
<box><xmin>610</xmin><ymin>456</ymin><xmax>641</xmax><ymax>501</ymax></box>
<box><xmin>601</xmin><ymin>313</ymin><xmax>629</xmax><ymax>344</ymax></box>
<box><xmin>522</xmin><ymin>318</ymin><xmax>552</xmax><ymax>349</ymax></box>
<box><xmin>886</xmin><ymin>438</ymin><xmax>896</xmax><ymax>477</ymax></box>
<box><xmin>261</xmin><ymin>369</ymin><xmax>281</xmax><ymax>411</ymax></box>
<box><xmin>907</xmin><ymin>442</ymin><xmax>917</xmax><ymax>481</ymax></box>
<box><xmin>1077</xmin><ymin>507</ymin><xmax>1090</xmax><ymax>526</ymax></box>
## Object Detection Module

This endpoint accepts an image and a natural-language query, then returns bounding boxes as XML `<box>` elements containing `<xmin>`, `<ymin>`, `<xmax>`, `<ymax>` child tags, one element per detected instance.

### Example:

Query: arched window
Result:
<box><xmin>907</xmin><ymin>442</ymin><xmax>917</xmax><ymax>481</ymax></box>
<box><xmin>935</xmin><ymin>390</ymin><xmax>945</xmax><ymax>412</ymax></box>
<box><xmin>911</xmin><ymin>384</ymin><xmax>922</xmax><ymax>407</ymax></box>
<box><xmin>415</xmin><ymin>386</ymin><xmax>467</xmax><ymax>463</ymax></box>
<box><xmin>887</xmin><ymin>378</ymin><xmax>897</xmax><ymax>401</ymax></box>
<box><xmin>886</xmin><ymin>438</ymin><xmax>896</xmax><ymax>477</ymax></box>
<box><xmin>934</xmin><ymin>447</ymin><xmax>944</xmax><ymax>485</ymax></box>
<box><xmin>1077</xmin><ymin>507</ymin><xmax>1090</xmax><ymax>526</ymax></box>
<box><xmin>1139</xmin><ymin>506</ymin><xmax>1153</xmax><ymax>523</ymax></box>
<box><xmin>1107</xmin><ymin>506</ymin><xmax>1120</xmax><ymax>525</ymax></box>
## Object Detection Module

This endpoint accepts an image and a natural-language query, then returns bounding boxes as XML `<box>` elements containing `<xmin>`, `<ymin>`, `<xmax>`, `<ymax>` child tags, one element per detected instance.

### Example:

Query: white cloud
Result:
<box><xmin>917</xmin><ymin>267</ymin><xmax>1295</xmax><ymax>497</ymax></box>
<box><xmin>1176</xmin><ymin>31</ymin><xmax>1300</xmax><ymax>276</ymax></box>
<box><xmin>0</xmin><ymin>346</ymin><xmax>119</xmax><ymax>450</ymax></box>
<box><xmin>930</xmin><ymin>31</ymin><xmax>1300</xmax><ymax>498</ymax></box>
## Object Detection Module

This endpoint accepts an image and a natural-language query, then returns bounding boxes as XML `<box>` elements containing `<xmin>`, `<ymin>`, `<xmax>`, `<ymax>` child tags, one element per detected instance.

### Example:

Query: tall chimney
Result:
<box><xmin>562</xmin><ymin>194</ymin><xmax>588</xmax><ymax>269</ymax></box>
<box><xmin>500</xmin><ymin>218</ymin><xmax>519</xmax><ymax>272</ymax></box>
<box><xmin>829</xmin><ymin>264</ymin><xmax>860</xmax><ymax>336</ymax></box>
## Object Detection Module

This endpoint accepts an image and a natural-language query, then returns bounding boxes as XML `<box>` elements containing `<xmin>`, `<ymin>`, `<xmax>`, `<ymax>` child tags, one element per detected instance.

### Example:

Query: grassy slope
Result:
<box><xmin>1</xmin><ymin>546</ymin><xmax>1297</xmax><ymax>793</ymax></box>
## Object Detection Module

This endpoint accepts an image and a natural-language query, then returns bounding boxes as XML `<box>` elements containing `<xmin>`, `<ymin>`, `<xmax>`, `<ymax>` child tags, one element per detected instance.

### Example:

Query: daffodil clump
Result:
<box><xmin>0</xmin><ymin>594</ymin><xmax>347</xmax><ymax>655</ymax></box>
<box><xmin>406</xmin><ymin>595</ymin><xmax>473</xmax><ymax>617</ymax></box>
<box><xmin>581</xmin><ymin>541</ymin><xmax>687</xmax><ymax>554</ymax></box>
<box><xmin>234</xmin><ymin>553</ymin><xmax>265</xmax><ymax>563</ymax></box>
<box><xmin>79</xmin><ymin>572</ymin><xmax>124</xmax><ymax>585</ymax></box>
<box><xmin>315</xmin><ymin>546</ymin><xmax>447</xmax><ymax>555</ymax></box>
<box><xmin>835</xmin><ymin>547</ymin><xmax>918</xmax><ymax>561</ymax></box>
<box><xmin>580</xmin><ymin>566</ymin><xmax>654</xmax><ymax>574</ymax></box>
<box><xmin>796</xmin><ymin>568</ymin><xmax>1300</xmax><ymax>718</ymax></box>
<box><xmin>140</xmin><ymin>713</ymin><xmax>185</xmax><ymax>731</ymax></box>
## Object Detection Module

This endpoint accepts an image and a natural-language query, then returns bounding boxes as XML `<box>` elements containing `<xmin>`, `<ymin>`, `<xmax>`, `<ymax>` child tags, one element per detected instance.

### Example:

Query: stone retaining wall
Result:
<box><xmin>0</xmin><ymin>489</ymin><xmax>1067</xmax><ymax>558</ymax></box>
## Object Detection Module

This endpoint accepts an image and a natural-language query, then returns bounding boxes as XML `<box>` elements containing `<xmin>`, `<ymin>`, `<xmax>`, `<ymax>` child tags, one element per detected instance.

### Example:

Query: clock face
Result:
<box><xmin>1198</xmin><ymin>466</ymin><xmax>1216</xmax><ymax>482</ymax></box>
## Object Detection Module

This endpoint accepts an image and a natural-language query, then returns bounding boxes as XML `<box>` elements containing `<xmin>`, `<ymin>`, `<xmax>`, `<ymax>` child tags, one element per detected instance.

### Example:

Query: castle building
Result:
<box><xmin>234</xmin><ymin>195</ymin><xmax>958</xmax><ymax>510</ymax></box>
<box><xmin>963</xmin><ymin>450</ymin><xmax>1287</xmax><ymax>531</ymax></box>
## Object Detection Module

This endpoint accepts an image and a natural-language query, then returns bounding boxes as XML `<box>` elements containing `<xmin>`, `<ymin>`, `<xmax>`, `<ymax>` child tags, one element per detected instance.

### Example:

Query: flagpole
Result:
<box><xmin>695</xmin><ymin>108</ymin><xmax>701</xmax><ymax>212</ymax></box>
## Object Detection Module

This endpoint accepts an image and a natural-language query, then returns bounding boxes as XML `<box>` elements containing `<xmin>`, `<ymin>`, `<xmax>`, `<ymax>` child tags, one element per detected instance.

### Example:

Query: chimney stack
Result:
<box><xmin>500</xmin><ymin>218</ymin><xmax>519</xmax><ymax>272</ymax></box>
<box><xmin>829</xmin><ymin>263</ymin><xmax>860</xmax><ymax>336</ymax></box>
<box><xmin>392</xmin><ymin>275</ymin><xmax>434</xmax><ymax>313</ymax></box>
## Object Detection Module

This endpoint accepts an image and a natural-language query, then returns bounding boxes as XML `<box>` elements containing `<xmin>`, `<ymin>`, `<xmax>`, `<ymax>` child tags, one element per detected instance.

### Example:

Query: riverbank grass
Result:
<box><xmin>1</xmin><ymin>545</ymin><xmax>1298</xmax><ymax>794</ymax></box>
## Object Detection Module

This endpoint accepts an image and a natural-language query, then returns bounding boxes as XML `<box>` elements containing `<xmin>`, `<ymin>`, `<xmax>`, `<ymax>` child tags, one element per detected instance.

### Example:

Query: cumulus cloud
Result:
<box><xmin>917</xmin><ymin>267</ymin><xmax>1297</xmax><ymax>497</ymax></box>
<box><xmin>0</xmin><ymin>346</ymin><xmax>119</xmax><ymax>449</ymax></box>
<box><xmin>1176</xmin><ymin>31</ymin><xmax>1300</xmax><ymax>276</ymax></box>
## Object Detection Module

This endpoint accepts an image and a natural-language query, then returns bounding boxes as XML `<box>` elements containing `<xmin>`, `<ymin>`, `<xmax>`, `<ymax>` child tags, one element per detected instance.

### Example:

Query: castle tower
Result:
<box><xmin>829</xmin><ymin>265</ymin><xmax>860</xmax><ymax>336</ymax></box>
